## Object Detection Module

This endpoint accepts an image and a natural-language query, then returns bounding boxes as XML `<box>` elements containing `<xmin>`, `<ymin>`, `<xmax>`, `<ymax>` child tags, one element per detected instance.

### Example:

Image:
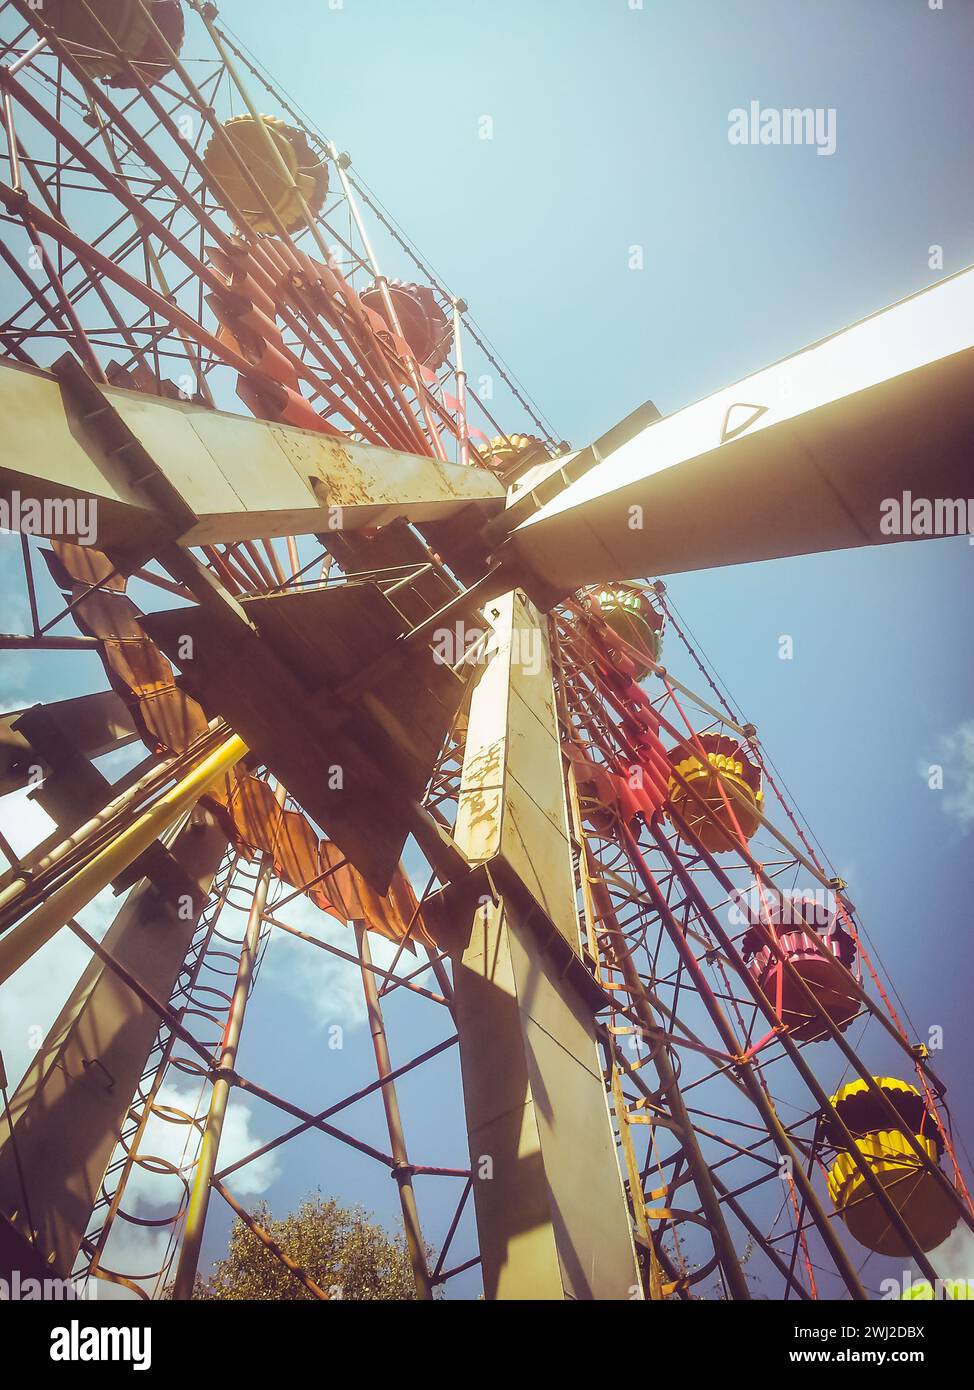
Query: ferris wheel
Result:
<box><xmin>0</xmin><ymin>0</ymin><xmax>971</xmax><ymax>1303</ymax></box>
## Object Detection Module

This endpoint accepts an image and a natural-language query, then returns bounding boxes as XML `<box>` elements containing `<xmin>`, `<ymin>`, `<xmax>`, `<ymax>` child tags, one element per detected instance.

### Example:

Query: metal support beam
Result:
<box><xmin>0</xmin><ymin>809</ymin><xmax>227</xmax><ymax>1275</ymax></box>
<box><xmin>501</xmin><ymin>267</ymin><xmax>974</xmax><ymax>593</ymax></box>
<box><xmin>0</xmin><ymin>734</ymin><xmax>246</xmax><ymax>984</ymax></box>
<box><xmin>354</xmin><ymin>921</ymin><xmax>433</xmax><ymax>1300</ymax></box>
<box><xmin>0</xmin><ymin>691</ymin><xmax>136</xmax><ymax>797</ymax></box>
<box><xmin>0</xmin><ymin>359</ymin><xmax>504</xmax><ymax>551</ymax></box>
<box><xmin>171</xmin><ymin>837</ymin><xmax>276</xmax><ymax>1300</ymax></box>
<box><xmin>445</xmin><ymin>592</ymin><xmax>641</xmax><ymax>1299</ymax></box>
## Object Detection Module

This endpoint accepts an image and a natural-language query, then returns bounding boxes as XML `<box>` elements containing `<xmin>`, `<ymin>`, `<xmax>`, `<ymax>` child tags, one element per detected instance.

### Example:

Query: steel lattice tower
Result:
<box><xmin>0</xmin><ymin>0</ymin><xmax>971</xmax><ymax>1302</ymax></box>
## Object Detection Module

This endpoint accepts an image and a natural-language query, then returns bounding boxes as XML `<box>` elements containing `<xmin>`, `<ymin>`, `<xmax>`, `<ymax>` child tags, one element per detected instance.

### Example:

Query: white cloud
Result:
<box><xmin>911</xmin><ymin>1221</ymin><xmax>974</xmax><ymax>1288</ymax></box>
<box><xmin>0</xmin><ymin>652</ymin><xmax>30</xmax><ymax>713</ymax></box>
<box><xmin>0</xmin><ymin>791</ymin><xmax>119</xmax><ymax>1088</ymax></box>
<box><xmin>933</xmin><ymin>1222</ymin><xmax>974</xmax><ymax>1281</ymax></box>
<box><xmin>123</xmin><ymin>1080</ymin><xmax>280</xmax><ymax>1211</ymax></box>
<box><xmin>89</xmin><ymin>1079</ymin><xmax>281</xmax><ymax>1299</ymax></box>
<box><xmin>85</xmin><ymin>1221</ymin><xmax>171</xmax><ymax>1301</ymax></box>
<box><xmin>67</xmin><ymin>1066</ymin><xmax>283</xmax><ymax>1302</ymax></box>
<box><xmin>0</xmin><ymin>789</ymin><xmax>126</xmax><ymax>1088</ymax></box>
<box><xmin>261</xmin><ymin>892</ymin><xmax>423</xmax><ymax>1032</ymax></box>
<box><xmin>0</xmin><ymin>781</ymin><xmax>54</xmax><ymax>857</ymax></box>
<box><xmin>925</xmin><ymin>720</ymin><xmax>974</xmax><ymax>833</ymax></box>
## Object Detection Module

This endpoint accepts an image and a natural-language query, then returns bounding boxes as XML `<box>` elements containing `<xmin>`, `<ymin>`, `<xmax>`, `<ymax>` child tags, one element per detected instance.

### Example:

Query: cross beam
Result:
<box><xmin>498</xmin><ymin>267</ymin><xmax>974</xmax><ymax>596</ymax></box>
<box><xmin>0</xmin><ymin>360</ymin><xmax>504</xmax><ymax>551</ymax></box>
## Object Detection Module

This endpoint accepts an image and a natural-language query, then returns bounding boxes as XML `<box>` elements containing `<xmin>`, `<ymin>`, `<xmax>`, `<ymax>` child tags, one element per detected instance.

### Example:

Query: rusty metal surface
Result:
<box><xmin>0</xmin><ymin>357</ymin><xmax>504</xmax><ymax>550</ymax></box>
<box><xmin>455</xmin><ymin>590</ymin><xmax>580</xmax><ymax>954</ymax></box>
<box><xmin>47</xmin><ymin>542</ymin><xmax>209</xmax><ymax>755</ymax></box>
<box><xmin>205</xmin><ymin>768</ymin><xmax>419</xmax><ymax>945</ymax></box>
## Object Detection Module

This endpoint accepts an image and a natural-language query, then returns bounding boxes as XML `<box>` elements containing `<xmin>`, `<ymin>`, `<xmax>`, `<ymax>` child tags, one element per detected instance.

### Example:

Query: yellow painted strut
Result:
<box><xmin>0</xmin><ymin>733</ymin><xmax>247</xmax><ymax>986</ymax></box>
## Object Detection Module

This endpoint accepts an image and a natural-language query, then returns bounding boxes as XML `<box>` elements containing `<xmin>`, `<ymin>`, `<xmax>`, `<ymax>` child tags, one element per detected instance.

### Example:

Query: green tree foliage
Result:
<box><xmin>192</xmin><ymin>1196</ymin><xmax>422</xmax><ymax>1301</ymax></box>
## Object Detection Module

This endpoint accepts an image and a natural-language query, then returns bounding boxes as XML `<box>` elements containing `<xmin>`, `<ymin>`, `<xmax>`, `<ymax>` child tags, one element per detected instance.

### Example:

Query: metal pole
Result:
<box><xmin>0</xmin><ymin>734</ymin><xmax>246</xmax><ymax>984</ymax></box>
<box><xmin>644</xmin><ymin>822</ymin><xmax>942</xmax><ymax>1290</ymax></box>
<box><xmin>354</xmin><ymin>921</ymin><xmax>433</xmax><ymax>1300</ymax></box>
<box><xmin>0</xmin><ymin>732</ymin><xmax>219</xmax><ymax>922</ymax></box>
<box><xmin>171</xmin><ymin>839</ymin><xmax>275</xmax><ymax>1299</ymax></box>
<box><xmin>325</xmin><ymin>140</ymin><xmax>449</xmax><ymax>461</ymax></box>
<box><xmin>585</xmin><ymin>848</ymin><xmax>751</xmax><ymax>1300</ymax></box>
<box><xmin>452</xmin><ymin>299</ymin><xmax>469</xmax><ymax>468</ymax></box>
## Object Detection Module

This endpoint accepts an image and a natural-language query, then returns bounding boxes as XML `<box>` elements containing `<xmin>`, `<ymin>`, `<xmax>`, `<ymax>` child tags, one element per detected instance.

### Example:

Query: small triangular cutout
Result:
<box><xmin>721</xmin><ymin>401</ymin><xmax>769</xmax><ymax>443</ymax></box>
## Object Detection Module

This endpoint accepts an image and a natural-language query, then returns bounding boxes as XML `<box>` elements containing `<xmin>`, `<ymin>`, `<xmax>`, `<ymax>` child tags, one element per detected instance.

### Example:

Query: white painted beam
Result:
<box><xmin>0</xmin><ymin>361</ymin><xmax>504</xmax><ymax>549</ymax></box>
<box><xmin>505</xmin><ymin>267</ymin><xmax>974</xmax><ymax>590</ymax></box>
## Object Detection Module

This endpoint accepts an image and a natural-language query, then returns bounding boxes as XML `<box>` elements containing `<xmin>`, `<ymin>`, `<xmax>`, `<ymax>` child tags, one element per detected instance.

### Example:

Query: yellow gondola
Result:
<box><xmin>203</xmin><ymin>114</ymin><xmax>328</xmax><ymax>234</ymax></box>
<box><xmin>825</xmin><ymin>1077</ymin><xmax>959</xmax><ymax>1256</ymax></box>
<box><xmin>666</xmin><ymin>732</ymin><xmax>763</xmax><ymax>853</ymax></box>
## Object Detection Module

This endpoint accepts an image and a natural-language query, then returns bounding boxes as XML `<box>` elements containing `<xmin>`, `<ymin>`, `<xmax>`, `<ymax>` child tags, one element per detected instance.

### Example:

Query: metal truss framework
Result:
<box><xmin>0</xmin><ymin>0</ymin><xmax>971</xmax><ymax>1303</ymax></box>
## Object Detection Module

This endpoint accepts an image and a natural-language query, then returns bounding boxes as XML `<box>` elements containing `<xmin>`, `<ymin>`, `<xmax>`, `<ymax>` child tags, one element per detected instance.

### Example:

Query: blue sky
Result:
<box><xmin>0</xmin><ymin>0</ymin><xmax>972</xmax><ymax>1297</ymax></box>
<box><xmin>202</xmin><ymin>0</ymin><xmax>974</xmax><ymax>1293</ymax></box>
